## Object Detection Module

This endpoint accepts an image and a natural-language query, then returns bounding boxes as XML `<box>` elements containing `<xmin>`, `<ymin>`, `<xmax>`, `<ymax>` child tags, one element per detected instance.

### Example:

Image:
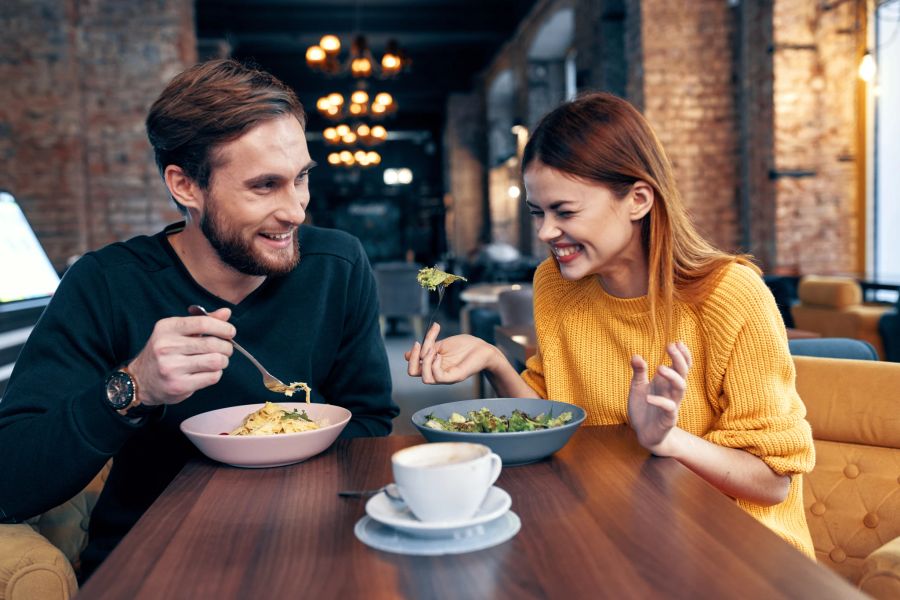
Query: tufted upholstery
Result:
<box><xmin>0</xmin><ymin>462</ymin><xmax>110</xmax><ymax>600</ymax></box>
<box><xmin>791</xmin><ymin>276</ymin><xmax>890</xmax><ymax>358</ymax></box>
<box><xmin>795</xmin><ymin>356</ymin><xmax>900</xmax><ymax>599</ymax></box>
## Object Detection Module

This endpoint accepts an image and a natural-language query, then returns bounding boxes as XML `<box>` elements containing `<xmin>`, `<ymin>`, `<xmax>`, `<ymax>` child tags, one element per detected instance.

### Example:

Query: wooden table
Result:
<box><xmin>77</xmin><ymin>428</ymin><xmax>861</xmax><ymax>599</ymax></box>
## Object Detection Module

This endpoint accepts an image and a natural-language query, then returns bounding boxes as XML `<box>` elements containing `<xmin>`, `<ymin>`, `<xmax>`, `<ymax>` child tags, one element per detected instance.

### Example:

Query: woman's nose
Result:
<box><xmin>536</xmin><ymin>217</ymin><xmax>560</xmax><ymax>242</ymax></box>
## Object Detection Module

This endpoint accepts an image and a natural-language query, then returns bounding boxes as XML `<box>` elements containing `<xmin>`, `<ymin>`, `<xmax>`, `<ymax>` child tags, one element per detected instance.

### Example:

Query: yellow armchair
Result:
<box><xmin>791</xmin><ymin>275</ymin><xmax>890</xmax><ymax>358</ymax></box>
<box><xmin>0</xmin><ymin>462</ymin><xmax>109</xmax><ymax>600</ymax></box>
<box><xmin>795</xmin><ymin>356</ymin><xmax>900</xmax><ymax>599</ymax></box>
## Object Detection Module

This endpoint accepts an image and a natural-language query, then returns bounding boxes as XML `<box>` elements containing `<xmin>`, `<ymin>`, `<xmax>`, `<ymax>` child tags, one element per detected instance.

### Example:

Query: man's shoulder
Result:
<box><xmin>77</xmin><ymin>230</ymin><xmax>171</xmax><ymax>273</ymax></box>
<box><xmin>298</xmin><ymin>225</ymin><xmax>363</xmax><ymax>264</ymax></box>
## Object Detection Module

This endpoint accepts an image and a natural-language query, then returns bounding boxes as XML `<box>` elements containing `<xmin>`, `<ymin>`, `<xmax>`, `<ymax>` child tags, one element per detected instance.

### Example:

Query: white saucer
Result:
<box><xmin>354</xmin><ymin>511</ymin><xmax>520</xmax><ymax>556</ymax></box>
<box><xmin>365</xmin><ymin>486</ymin><xmax>512</xmax><ymax>538</ymax></box>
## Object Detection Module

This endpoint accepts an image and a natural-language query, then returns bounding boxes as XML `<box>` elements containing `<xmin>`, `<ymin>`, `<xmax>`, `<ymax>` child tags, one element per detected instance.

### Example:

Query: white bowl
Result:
<box><xmin>180</xmin><ymin>403</ymin><xmax>351</xmax><ymax>468</ymax></box>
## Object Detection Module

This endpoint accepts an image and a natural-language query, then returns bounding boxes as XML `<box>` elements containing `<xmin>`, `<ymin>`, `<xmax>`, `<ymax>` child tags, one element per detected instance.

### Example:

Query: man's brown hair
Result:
<box><xmin>146</xmin><ymin>59</ymin><xmax>306</xmax><ymax>213</ymax></box>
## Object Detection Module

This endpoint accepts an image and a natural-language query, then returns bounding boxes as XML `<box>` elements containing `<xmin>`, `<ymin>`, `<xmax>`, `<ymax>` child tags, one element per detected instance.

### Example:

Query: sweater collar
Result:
<box><xmin>590</xmin><ymin>276</ymin><xmax>651</xmax><ymax>316</ymax></box>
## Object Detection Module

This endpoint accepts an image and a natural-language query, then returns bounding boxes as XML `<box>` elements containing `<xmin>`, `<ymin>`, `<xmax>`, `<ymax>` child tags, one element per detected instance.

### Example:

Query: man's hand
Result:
<box><xmin>127</xmin><ymin>307</ymin><xmax>235</xmax><ymax>406</ymax></box>
<box><xmin>627</xmin><ymin>341</ymin><xmax>692</xmax><ymax>454</ymax></box>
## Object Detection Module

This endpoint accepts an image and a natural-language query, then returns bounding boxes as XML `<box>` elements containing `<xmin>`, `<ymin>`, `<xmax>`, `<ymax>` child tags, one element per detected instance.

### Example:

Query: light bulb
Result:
<box><xmin>327</xmin><ymin>93</ymin><xmax>344</xmax><ymax>106</ymax></box>
<box><xmin>374</xmin><ymin>93</ymin><xmax>393</xmax><ymax>106</ymax></box>
<box><xmin>327</xmin><ymin>153</ymin><xmax>341</xmax><ymax>165</ymax></box>
<box><xmin>306</xmin><ymin>46</ymin><xmax>325</xmax><ymax>63</ymax></box>
<box><xmin>381</xmin><ymin>54</ymin><xmax>400</xmax><ymax>71</ymax></box>
<box><xmin>859</xmin><ymin>52</ymin><xmax>876</xmax><ymax>82</ymax></box>
<box><xmin>357</xmin><ymin>124</ymin><xmax>371</xmax><ymax>137</ymax></box>
<box><xmin>336</xmin><ymin>124</ymin><xmax>350</xmax><ymax>136</ymax></box>
<box><xmin>320</xmin><ymin>35</ymin><xmax>341</xmax><ymax>54</ymax></box>
<box><xmin>351</xmin><ymin>90</ymin><xmax>369</xmax><ymax>104</ymax></box>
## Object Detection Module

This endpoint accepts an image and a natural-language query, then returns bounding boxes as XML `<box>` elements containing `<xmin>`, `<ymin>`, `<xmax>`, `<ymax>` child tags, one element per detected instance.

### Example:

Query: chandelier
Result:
<box><xmin>323</xmin><ymin>123</ymin><xmax>388</xmax><ymax>146</ymax></box>
<box><xmin>327</xmin><ymin>149</ymin><xmax>382</xmax><ymax>168</ymax></box>
<box><xmin>305</xmin><ymin>34</ymin><xmax>409</xmax><ymax>79</ymax></box>
<box><xmin>315</xmin><ymin>89</ymin><xmax>396</xmax><ymax>120</ymax></box>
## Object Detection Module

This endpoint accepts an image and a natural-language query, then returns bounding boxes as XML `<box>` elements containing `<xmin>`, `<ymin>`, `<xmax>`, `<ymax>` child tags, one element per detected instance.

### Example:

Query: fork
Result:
<box><xmin>187</xmin><ymin>304</ymin><xmax>291</xmax><ymax>394</ymax></box>
<box><xmin>421</xmin><ymin>284</ymin><xmax>447</xmax><ymax>344</ymax></box>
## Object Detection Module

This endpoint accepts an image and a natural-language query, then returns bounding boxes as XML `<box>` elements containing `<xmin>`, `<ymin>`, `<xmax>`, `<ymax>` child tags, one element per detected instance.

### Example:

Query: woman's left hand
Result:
<box><xmin>627</xmin><ymin>341</ymin><xmax>692</xmax><ymax>454</ymax></box>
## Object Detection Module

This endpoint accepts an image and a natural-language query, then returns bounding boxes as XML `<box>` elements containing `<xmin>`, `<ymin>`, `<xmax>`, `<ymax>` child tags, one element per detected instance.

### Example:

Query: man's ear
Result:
<box><xmin>629</xmin><ymin>181</ymin><xmax>654</xmax><ymax>221</ymax></box>
<box><xmin>164</xmin><ymin>165</ymin><xmax>204</xmax><ymax>213</ymax></box>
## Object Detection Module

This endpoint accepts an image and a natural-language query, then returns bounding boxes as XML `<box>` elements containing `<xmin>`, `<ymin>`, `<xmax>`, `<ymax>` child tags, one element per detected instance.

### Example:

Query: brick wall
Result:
<box><xmin>639</xmin><ymin>0</ymin><xmax>741</xmax><ymax>252</ymax></box>
<box><xmin>771</xmin><ymin>0</ymin><xmax>858</xmax><ymax>274</ymax></box>
<box><xmin>739</xmin><ymin>0</ymin><xmax>777</xmax><ymax>268</ymax></box>
<box><xmin>0</xmin><ymin>0</ymin><xmax>195</xmax><ymax>271</ymax></box>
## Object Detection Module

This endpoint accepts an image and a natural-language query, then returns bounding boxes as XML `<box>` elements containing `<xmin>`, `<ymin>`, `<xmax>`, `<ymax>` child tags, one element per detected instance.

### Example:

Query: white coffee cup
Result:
<box><xmin>391</xmin><ymin>442</ymin><xmax>502</xmax><ymax>523</ymax></box>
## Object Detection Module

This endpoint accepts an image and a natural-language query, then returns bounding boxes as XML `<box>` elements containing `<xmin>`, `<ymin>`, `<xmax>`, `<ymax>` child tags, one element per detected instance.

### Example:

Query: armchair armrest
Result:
<box><xmin>860</xmin><ymin>536</ymin><xmax>900</xmax><ymax>600</ymax></box>
<box><xmin>0</xmin><ymin>523</ymin><xmax>77</xmax><ymax>600</ymax></box>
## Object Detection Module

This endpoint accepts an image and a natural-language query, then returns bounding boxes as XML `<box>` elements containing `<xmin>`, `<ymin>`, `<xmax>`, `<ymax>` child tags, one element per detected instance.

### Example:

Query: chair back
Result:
<box><xmin>373</xmin><ymin>262</ymin><xmax>428</xmax><ymax>319</ymax></box>
<box><xmin>794</xmin><ymin>356</ymin><xmax>900</xmax><ymax>593</ymax></box>
<box><xmin>791</xmin><ymin>275</ymin><xmax>889</xmax><ymax>358</ymax></box>
<box><xmin>788</xmin><ymin>337</ymin><xmax>879</xmax><ymax>361</ymax></box>
<box><xmin>497</xmin><ymin>287</ymin><xmax>534</xmax><ymax>327</ymax></box>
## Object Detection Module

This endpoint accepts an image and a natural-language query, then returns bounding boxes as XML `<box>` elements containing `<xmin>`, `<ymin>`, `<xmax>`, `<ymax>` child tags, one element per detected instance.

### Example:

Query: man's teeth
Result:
<box><xmin>261</xmin><ymin>232</ymin><xmax>291</xmax><ymax>240</ymax></box>
<box><xmin>554</xmin><ymin>245</ymin><xmax>580</xmax><ymax>257</ymax></box>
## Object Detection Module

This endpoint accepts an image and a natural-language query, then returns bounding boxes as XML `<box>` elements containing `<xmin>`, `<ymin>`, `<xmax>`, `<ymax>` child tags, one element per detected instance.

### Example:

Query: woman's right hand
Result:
<box><xmin>405</xmin><ymin>323</ymin><xmax>502</xmax><ymax>385</ymax></box>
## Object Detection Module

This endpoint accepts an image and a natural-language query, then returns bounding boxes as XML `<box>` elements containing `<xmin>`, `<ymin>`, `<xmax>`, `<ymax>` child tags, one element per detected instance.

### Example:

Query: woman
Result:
<box><xmin>406</xmin><ymin>92</ymin><xmax>816</xmax><ymax>558</ymax></box>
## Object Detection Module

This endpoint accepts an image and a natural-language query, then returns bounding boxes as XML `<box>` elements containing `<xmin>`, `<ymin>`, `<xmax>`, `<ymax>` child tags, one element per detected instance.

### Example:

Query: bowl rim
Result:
<box><xmin>180</xmin><ymin>402</ymin><xmax>352</xmax><ymax>440</ymax></box>
<box><xmin>411</xmin><ymin>398</ymin><xmax>586</xmax><ymax>437</ymax></box>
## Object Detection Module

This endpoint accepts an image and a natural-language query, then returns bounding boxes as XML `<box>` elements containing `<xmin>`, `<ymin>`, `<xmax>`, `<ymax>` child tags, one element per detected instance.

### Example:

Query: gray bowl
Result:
<box><xmin>411</xmin><ymin>398</ymin><xmax>586</xmax><ymax>466</ymax></box>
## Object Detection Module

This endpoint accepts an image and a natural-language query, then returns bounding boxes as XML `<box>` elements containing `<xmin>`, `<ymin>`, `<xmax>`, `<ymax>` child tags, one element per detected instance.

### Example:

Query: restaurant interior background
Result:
<box><xmin>1</xmin><ymin>0</ymin><xmax>900</xmax><ymax>382</ymax></box>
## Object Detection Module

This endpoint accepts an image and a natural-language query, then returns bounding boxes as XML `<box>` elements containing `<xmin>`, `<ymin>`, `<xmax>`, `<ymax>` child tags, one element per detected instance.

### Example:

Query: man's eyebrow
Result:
<box><xmin>242</xmin><ymin>161</ymin><xmax>318</xmax><ymax>187</ymax></box>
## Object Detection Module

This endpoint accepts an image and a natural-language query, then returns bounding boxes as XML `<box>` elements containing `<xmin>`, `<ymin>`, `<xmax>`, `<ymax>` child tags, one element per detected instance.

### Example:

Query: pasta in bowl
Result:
<box><xmin>180</xmin><ymin>402</ymin><xmax>351</xmax><ymax>468</ymax></box>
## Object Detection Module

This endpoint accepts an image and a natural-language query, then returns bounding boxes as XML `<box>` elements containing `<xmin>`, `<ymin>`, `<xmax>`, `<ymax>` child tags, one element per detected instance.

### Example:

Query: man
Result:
<box><xmin>0</xmin><ymin>59</ymin><xmax>398</xmax><ymax>576</ymax></box>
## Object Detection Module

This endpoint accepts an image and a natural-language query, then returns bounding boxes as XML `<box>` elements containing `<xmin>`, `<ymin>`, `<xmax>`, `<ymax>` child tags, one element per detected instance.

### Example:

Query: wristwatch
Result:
<box><xmin>105</xmin><ymin>367</ymin><xmax>143</xmax><ymax>417</ymax></box>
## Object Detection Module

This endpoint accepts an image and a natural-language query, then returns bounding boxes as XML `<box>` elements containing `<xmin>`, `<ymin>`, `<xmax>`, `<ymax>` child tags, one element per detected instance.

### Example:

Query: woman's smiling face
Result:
<box><xmin>523</xmin><ymin>160</ymin><xmax>650</xmax><ymax>290</ymax></box>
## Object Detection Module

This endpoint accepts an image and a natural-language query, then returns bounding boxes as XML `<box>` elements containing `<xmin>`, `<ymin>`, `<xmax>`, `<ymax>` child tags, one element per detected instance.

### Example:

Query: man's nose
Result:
<box><xmin>276</xmin><ymin>185</ymin><xmax>309</xmax><ymax>225</ymax></box>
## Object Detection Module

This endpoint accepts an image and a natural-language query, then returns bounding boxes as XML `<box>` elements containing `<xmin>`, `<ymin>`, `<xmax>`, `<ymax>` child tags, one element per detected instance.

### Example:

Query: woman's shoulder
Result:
<box><xmin>706</xmin><ymin>261</ymin><xmax>768</xmax><ymax>306</ymax></box>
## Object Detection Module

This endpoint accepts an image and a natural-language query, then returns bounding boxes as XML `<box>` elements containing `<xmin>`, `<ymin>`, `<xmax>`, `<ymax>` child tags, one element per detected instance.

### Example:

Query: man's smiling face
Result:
<box><xmin>199</xmin><ymin>115</ymin><xmax>315</xmax><ymax>276</ymax></box>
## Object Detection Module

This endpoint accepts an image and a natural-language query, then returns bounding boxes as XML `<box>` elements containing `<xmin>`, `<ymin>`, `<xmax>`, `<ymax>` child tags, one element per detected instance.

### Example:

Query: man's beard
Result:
<box><xmin>200</xmin><ymin>197</ymin><xmax>300</xmax><ymax>277</ymax></box>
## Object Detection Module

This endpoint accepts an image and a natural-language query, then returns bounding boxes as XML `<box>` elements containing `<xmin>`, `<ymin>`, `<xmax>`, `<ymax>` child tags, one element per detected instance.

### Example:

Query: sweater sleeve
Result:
<box><xmin>521</xmin><ymin>259</ymin><xmax>569</xmax><ymax>399</ymax></box>
<box><xmin>320</xmin><ymin>239</ymin><xmax>398</xmax><ymax>438</ymax></box>
<box><xmin>701</xmin><ymin>266</ymin><xmax>815</xmax><ymax>476</ymax></box>
<box><xmin>0</xmin><ymin>255</ymin><xmax>140</xmax><ymax>522</ymax></box>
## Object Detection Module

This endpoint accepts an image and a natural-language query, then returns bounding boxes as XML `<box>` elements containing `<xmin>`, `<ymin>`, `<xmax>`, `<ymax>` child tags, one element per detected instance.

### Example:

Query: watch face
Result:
<box><xmin>106</xmin><ymin>371</ymin><xmax>134</xmax><ymax>410</ymax></box>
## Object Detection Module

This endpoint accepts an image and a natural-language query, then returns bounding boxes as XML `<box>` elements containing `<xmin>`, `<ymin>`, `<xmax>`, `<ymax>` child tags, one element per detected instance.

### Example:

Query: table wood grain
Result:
<box><xmin>77</xmin><ymin>427</ymin><xmax>863</xmax><ymax>600</ymax></box>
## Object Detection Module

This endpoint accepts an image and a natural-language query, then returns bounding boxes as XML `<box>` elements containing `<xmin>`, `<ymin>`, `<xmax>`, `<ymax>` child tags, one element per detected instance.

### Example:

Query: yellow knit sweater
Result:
<box><xmin>522</xmin><ymin>259</ymin><xmax>816</xmax><ymax>558</ymax></box>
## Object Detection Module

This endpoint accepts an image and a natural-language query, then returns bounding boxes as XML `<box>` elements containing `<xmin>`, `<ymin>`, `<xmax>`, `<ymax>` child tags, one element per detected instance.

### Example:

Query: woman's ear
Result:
<box><xmin>164</xmin><ymin>165</ymin><xmax>204</xmax><ymax>214</ymax></box>
<box><xmin>629</xmin><ymin>181</ymin><xmax>654</xmax><ymax>221</ymax></box>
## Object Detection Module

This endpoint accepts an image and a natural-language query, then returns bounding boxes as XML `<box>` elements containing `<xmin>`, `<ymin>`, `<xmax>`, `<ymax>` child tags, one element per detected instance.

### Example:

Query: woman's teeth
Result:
<box><xmin>554</xmin><ymin>245</ymin><xmax>581</xmax><ymax>257</ymax></box>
